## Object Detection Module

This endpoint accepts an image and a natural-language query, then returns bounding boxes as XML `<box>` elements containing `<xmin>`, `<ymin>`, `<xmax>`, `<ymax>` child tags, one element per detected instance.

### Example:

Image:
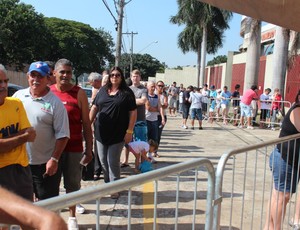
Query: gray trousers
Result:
<box><xmin>96</xmin><ymin>140</ymin><xmax>124</xmax><ymax>183</ymax></box>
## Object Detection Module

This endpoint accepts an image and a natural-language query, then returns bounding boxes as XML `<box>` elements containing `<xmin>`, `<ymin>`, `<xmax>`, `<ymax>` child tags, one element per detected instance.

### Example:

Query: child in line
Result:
<box><xmin>125</xmin><ymin>139</ymin><xmax>158</xmax><ymax>173</ymax></box>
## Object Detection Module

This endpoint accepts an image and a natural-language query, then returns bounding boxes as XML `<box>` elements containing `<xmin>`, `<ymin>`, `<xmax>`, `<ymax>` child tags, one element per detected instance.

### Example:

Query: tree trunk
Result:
<box><xmin>244</xmin><ymin>18</ymin><xmax>261</xmax><ymax>92</ymax></box>
<box><xmin>272</xmin><ymin>26</ymin><xmax>289</xmax><ymax>94</ymax></box>
<box><xmin>200</xmin><ymin>24</ymin><xmax>207</xmax><ymax>87</ymax></box>
<box><xmin>197</xmin><ymin>45</ymin><xmax>201</xmax><ymax>87</ymax></box>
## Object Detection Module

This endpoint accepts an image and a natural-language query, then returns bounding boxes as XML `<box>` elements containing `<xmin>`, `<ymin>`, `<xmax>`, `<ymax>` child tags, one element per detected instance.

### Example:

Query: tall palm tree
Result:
<box><xmin>170</xmin><ymin>0</ymin><xmax>232</xmax><ymax>86</ymax></box>
<box><xmin>244</xmin><ymin>18</ymin><xmax>261</xmax><ymax>91</ymax></box>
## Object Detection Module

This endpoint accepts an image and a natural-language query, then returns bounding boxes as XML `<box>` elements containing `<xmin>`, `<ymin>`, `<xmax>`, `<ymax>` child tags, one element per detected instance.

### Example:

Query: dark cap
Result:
<box><xmin>210</xmin><ymin>85</ymin><xmax>215</xmax><ymax>89</ymax></box>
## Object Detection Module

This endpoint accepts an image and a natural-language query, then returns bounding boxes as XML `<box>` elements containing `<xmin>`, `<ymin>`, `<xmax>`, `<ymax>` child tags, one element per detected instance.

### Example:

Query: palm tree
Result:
<box><xmin>244</xmin><ymin>18</ymin><xmax>261</xmax><ymax>91</ymax></box>
<box><xmin>170</xmin><ymin>0</ymin><xmax>232</xmax><ymax>87</ymax></box>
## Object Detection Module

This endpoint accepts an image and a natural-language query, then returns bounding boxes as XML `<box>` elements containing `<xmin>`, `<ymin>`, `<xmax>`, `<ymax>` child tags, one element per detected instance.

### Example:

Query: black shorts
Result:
<box><xmin>182</xmin><ymin>104</ymin><xmax>190</xmax><ymax>119</ymax></box>
<box><xmin>0</xmin><ymin>164</ymin><xmax>33</xmax><ymax>201</ymax></box>
<box><xmin>30</xmin><ymin>163</ymin><xmax>62</xmax><ymax>200</ymax></box>
<box><xmin>260</xmin><ymin>109</ymin><xmax>270</xmax><ymax>120</ymax></box>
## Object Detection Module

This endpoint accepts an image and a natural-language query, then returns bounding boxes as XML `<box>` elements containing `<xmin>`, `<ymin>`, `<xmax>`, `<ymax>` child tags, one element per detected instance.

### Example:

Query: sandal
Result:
<box><xmin>120</xmin><ymin>163</ymin><xmax>129</xmax><ymax>168</ymax></box>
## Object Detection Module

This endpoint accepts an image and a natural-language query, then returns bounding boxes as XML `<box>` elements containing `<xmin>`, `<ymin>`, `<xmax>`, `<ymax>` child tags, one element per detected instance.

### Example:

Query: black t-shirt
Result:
<box><xmin>232</xmin><ymin>91</ymin><xmax>240</xmax><ymax>107</ymax></box>
<box><xmin>277</xmin><ymin>103</ymin><xmax>300</xmax><ymax>168</ymax></box>
<box><xmin>93</xmin><ymin>87</ymin><xmax>137</xmax><ymax>145</ymax></box>
<box><xmin>183</xmin><ymin>91</ymin><xmax>191</xmax><ymax>105</ymax></box>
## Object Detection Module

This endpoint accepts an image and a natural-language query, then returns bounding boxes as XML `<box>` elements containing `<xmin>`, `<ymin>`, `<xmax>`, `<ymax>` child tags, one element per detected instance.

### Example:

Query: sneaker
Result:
<box><xmin>271</xmin><ymin>128</ymin><xmax>276</xmax><ymax>131</ymax></box>
<box><xmin>247</xmin><ymin>126</ymin><xmax>254</xmax><ymax>130</ymax></box>
<box><xmin>68</xmin><ymin>217</ymin><xmax>79</xmax><ymax>230</ymax></box>
<box><xmin>182</xmin><ymin>125</ymin><xmax>188</xmax><ymax>129</ymax></box>
<box><xmin>76</xmin><ymin>204</ymin><xmax>85</xmax><ymax>214</ymax></box>
<box><xmin>191</xmin><ymin>127</ymin><xmax>194</xmax><ymax>130</ymax></box>
<box><xmin>199</xmin><ymin>127</ymin><xmax>203</xmax><ymax>130</ymax></box>
<box><xmin>238</xmin><ymin>125</ymin><xmax>244</xmax><ymax>129</ymax></box>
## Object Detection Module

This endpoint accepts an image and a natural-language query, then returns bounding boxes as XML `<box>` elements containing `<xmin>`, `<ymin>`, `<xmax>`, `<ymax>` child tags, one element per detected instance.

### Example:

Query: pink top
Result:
<box><xmin>271</xmin><ymin>94</ymin><xmax>282</xmax><ymax>110</ymax></box>
<box><xmin>241</xmin><ymin>89</ymin><xmax>258</xmax><ymax>105</ymax></box>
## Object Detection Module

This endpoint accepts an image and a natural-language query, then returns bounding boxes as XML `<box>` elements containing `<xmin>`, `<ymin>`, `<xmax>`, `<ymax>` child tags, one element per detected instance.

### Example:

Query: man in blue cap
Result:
<box><xmin>13</xmin><ymin>61</ymin><xmax>70</xmax><ymax>201</ymax></box>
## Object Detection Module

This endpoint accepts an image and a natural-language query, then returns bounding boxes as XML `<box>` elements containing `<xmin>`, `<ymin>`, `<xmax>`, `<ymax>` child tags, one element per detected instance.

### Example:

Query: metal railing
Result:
<box><xmin>214</xmin><ymin>133</ymin><xmax>300</xmax><ymax>230</ymax></box>
<box><xmin>36</xmin><ymin>158</ymin><xmax>216</xmax><ymax>230</ymax></box>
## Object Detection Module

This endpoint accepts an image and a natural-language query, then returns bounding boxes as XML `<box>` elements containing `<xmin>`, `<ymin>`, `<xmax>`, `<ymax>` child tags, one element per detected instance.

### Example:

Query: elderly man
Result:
<box><xmin>88</xmin><ymin>72</ymin><xmax>102</xmax><ymax>180</ymax></box>
<box><xmin>0</xmin><ymin>64</ymin><xmax>36</xmax><ymax>200</ymax></box>
<box><xmin>50</xmin><ymin>58</ymin><xmax>93</xmax><ymax>230</ymax></box>
<box><xmin>13</xmin><ymin>61</ymin><xmax>70</xmax><ymax>201</ymax></box>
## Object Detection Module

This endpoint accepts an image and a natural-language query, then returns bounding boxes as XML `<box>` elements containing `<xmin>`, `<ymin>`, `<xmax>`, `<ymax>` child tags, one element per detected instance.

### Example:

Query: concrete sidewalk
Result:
<box><xmin>60</xmin><ymin>116</ymin><xmax>279</xmax><ymax>229</ymax></box>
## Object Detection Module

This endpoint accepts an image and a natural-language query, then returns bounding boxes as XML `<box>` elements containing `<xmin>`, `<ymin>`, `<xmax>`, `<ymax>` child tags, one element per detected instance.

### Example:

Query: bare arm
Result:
<box><xmin>78</xmin><ymin>89</ymin><xmax>93</xmax><ymax>162</ymax></box>
<box><xmin>45</xmin><ymin>137</ymin><xmax>69</xmax><ymax>176</ymax></box>
<box><xmin>0</xmin><ymin>127</ymin><xmax>36</xmax><ymax>154</ymax></box>
<box><xmin>0</xmin><ymin>187</ymin><xmax>67</xmax><ymax>230</ymax></box>
<box><xmin>124</xmin><ymin>109</ymin><xmax>137</xmax><ymax>144</ymax></box>
<box><xmin>136</xmin><ymin>95</ymin><xmax>147</xmax><ymax>106</ymax></box>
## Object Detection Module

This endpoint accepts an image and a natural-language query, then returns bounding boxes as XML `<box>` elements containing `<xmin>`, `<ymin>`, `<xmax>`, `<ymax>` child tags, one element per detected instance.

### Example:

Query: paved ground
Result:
<box><xmin>59</xmin><ymin>115</ymin><xmax>279</xmax><ymax>230</ymax></box>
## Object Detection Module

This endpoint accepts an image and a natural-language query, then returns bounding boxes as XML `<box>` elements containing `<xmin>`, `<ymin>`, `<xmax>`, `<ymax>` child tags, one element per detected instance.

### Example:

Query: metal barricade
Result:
<box><xmin>36</xmin><ymin>158</ymin><xmax>215</xmax><ymax>230</ymax></box>
<box><xmin>214</xmin><ymin>133</ymin><xmax>300</xmax><ymax>230</ymax></box>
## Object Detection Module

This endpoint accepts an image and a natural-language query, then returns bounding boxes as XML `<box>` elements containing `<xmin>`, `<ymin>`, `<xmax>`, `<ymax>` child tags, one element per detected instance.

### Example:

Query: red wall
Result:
<box><xmin>231</xmin><ymin>63</ymin><xmax>245</xmax><ymax>93</ymax></box>
<box><xmin>286</xmin><ymin>56</ymin><xmax>300</xmax><ymax>103</ymax></box>
<box><xmin>209</xmin><ymin>66</ymin><xmax>223</xmax><ymax>89</ymax></box>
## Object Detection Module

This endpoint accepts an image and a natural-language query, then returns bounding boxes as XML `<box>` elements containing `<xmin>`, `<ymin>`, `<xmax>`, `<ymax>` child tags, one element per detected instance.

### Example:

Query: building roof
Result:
<box><xmin>198</xmin><ymin>0</ymin><xmax>300</xmax><ymax>32</ymax></box>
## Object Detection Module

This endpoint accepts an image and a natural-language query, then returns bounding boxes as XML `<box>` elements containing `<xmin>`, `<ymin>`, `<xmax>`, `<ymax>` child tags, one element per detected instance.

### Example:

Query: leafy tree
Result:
<box><xmin>0</xmin><ymin>0</ymin><xmax>51</xmax><ymax>69</ymax></box>
<box><xmin>120</xmin><ymin>53</ymin><xmax>165</xmax><ymax>80</ymax></box>
<box><xmin>45</xmin><ymin>18</ymin><xmax>114</xmax><ymax>76</ymax></box>
<box><xmin>207</xmin><ymin>55</ymin><xmax>227</xmax><ymax>66</ymax></box>
<box><xmin>170</xmin><ymin>0</ymin><xmax>232</xmax><ymax>86</ymax></box>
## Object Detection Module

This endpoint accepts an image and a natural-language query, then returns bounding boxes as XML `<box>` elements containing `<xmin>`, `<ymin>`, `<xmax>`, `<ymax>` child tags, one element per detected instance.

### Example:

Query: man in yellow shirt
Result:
<box><xmin>0</xmin><ymin>64</ymin><xmax>36</xmax><ymax>200</ymax></box>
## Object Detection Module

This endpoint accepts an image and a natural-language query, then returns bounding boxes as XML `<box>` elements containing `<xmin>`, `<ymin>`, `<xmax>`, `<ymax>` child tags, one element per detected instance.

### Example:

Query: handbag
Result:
<box><xmin>276</xmin><ymin>110</ymin><xmax>283</xmax><ymax>120</ymax></box>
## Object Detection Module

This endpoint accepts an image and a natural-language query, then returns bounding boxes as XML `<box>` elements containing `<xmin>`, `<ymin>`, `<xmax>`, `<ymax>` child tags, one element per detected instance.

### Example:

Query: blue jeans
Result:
<box><xmin>269</xmin><ymin>148</ymin><xmax>299</xmax><ymax>193</ymax></box>
<box><xmin>147</xmin><ymin>120</ymin><xmax>159</xmax><ymax>143</ymax></box>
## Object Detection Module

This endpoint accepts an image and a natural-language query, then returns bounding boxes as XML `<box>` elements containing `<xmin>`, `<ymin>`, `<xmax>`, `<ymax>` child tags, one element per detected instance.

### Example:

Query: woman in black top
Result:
<box><xmin>89</xmin><ymin>67</ymin><xmax>137</xmax><ymax>198</ymax></box>
<box><xmin>264</xmin><ymin>90</ymin><xmax>300</xmax><ymax>229</ymax></box>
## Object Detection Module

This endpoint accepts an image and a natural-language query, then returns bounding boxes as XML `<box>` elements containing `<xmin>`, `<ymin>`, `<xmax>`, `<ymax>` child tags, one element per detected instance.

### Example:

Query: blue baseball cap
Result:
<box><xmin>28</xmin><ymin>61</ymin><xmax>50</xmax><ymax>77</ymax></box>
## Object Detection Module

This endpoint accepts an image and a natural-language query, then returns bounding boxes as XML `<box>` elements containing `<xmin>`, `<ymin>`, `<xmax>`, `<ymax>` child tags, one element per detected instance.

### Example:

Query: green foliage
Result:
<box><xmin>0</xmin><ymin>0</ymin><xmax>115</xmax><ymax>75</ymax></box>
<box><xmin>0</xmin><ymin>0</ymin><xmax>51</xmax><ymax>69</ymax></box>
<box><xmin>120</xmin><ymin>53</ymin><xmax>165</xmax><ymax>80</ymax></box>
<box><xmin>207</xmin><ymin>55</ymin><xmax>227</xmax><ymax>66</ymax></box>
<box><xmin>45</xmin><ymin>18</ymin><xmax>114</xmax><ymax>76</ymax></box>
<box><xmin>170</xmin><ymin>0</ymin><xmax>232</xmax><ymax>55</ymax></box>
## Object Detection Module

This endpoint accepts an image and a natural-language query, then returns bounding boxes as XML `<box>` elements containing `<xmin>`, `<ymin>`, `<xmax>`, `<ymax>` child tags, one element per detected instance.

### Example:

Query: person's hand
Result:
<box><xmin>25</xmin><ymin>127</ymin><xmax>36</xmax><ymax>142</ymax></box>
<box><xmin>80</xmin><ymin>151</ymin><xmax>93</xmax><ymax>166</ymax></box>
<box><xmin>44</xmin><ymin>158</ymin><xmax>58</xmax><ymax>177</ymax></box>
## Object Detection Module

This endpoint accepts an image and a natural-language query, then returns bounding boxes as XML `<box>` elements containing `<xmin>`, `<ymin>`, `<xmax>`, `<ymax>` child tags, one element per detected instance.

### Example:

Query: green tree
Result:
<box><xmin>207</xmin><ymin>55</ymin><xmax>227</xmax><ymax>66</ymax></box>
<box><xmin>45</xmin><ymin>18</ymin><xmax>114</xmax><ymax>76</ymax></box>
<box><xmin>0</xmin><ymin>0</ymin><xmax>50</xmax><ymax>68</ymax></box>
<box><xmin>120</xmin><ymin>53</ymin><xmax>165</xmax><ymax>80</ymax></box>
<box><xmin>170</xmin><ymin>0</ymin><xmax>232</xmax><ymax>86</ymax></box>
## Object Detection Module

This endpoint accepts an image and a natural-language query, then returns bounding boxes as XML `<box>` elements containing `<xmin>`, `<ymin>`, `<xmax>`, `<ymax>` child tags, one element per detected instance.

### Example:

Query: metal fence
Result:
<box><xmin>3</xmin><ymin>134</ymin><xmax>300</xmax><ymax>230</ymax></box>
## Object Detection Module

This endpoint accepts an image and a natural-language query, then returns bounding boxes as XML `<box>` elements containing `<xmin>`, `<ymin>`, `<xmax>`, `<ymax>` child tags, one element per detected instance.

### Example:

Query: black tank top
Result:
<box><xmin>277</xmin><ymin>103</ymin><xmax>300</xmax><ymax>167</ymax></box>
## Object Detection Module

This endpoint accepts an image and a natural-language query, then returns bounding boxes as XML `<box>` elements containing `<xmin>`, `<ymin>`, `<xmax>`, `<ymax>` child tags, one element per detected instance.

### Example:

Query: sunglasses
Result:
<box><xmin>0</xmin><ymin>79</ymin><xmax>9</xmax><ymax>84</ymax></box>
<box><xmin>110</xmin><ymin>73</ymin><xmax>121</xmax><ymax>78</ymax></box>
<box><xmin>157</xmin><ymin>85</ymin><xmax>164</xmax><ymax>88</ymax></box>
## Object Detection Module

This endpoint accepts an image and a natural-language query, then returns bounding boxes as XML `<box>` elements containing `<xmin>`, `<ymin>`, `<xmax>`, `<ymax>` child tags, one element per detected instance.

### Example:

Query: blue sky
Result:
<box><xmin>21</xmin><ymin>0</ymin><xmax>243</xmax><ymax>68</ymax></box>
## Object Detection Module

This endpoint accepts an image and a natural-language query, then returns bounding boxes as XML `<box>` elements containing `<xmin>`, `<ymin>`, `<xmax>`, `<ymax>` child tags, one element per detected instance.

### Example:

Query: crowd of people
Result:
<box><xmin>160</xmin><ymin>82</ymin><xmax>284</xmax><ymax>131</ymax></box>
<box><xmin>0</xmin><ymin>58</ymin><xmax>293</xmax><ymax>229</ymax></box>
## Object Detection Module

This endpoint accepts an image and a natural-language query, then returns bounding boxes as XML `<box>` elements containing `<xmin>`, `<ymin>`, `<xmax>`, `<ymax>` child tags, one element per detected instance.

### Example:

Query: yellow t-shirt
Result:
<box><xmin>0</xmin><ymin>97</ymin><xmax>31</xmax><ymax>168</ymax></box>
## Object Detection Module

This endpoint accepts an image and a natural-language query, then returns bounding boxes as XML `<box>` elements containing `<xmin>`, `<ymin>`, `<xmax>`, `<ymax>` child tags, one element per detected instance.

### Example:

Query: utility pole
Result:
<box><xmin>123</xmin><ymin>31</ymin><xmax>138</xmax><ymax>73</ymax></box>
<box><xmin>115</xmin><ymin>0</ymin><xmax>125</xmax><ymax>67</ymax></box>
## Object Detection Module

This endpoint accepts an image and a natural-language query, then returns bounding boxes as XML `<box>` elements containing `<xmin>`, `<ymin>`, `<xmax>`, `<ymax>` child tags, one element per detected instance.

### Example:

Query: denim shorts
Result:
<box><xmin>240</xmin><ymin>102</ymin><xmax>251</xmax><ymax>117</ymax></box>
<box><xmin>190</xmin><ymin>108</ymin><xmax>202</xmax><ymax>120</ymax></box>
<box><xmin>269</xmin><ymin>148</ymin><xmax>299</xmax><ymax>193</ymax></box>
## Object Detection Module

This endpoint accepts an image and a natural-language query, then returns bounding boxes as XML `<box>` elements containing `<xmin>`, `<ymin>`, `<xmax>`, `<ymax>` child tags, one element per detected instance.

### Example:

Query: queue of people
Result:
<box><xmin>0</xmin><ymin>58</ymin><xmax>291</xmax><ymax>230</ymax></box>
<box><xmin>167</xmin><ymin>82</ymin><xmax>284</xmax><ymax>131</ymax></box>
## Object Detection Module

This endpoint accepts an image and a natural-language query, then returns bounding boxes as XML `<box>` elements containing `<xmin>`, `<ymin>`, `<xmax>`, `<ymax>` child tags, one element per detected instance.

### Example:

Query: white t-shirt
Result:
<box><xmin>128</xmin><ymin>141</ymin><xmax>149</xmax><ymax>154</ymax></box>
<box><xmin>260</xmin><ymin>93</ymin><xmax>271</xmax><ymax>110</ymax></box>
